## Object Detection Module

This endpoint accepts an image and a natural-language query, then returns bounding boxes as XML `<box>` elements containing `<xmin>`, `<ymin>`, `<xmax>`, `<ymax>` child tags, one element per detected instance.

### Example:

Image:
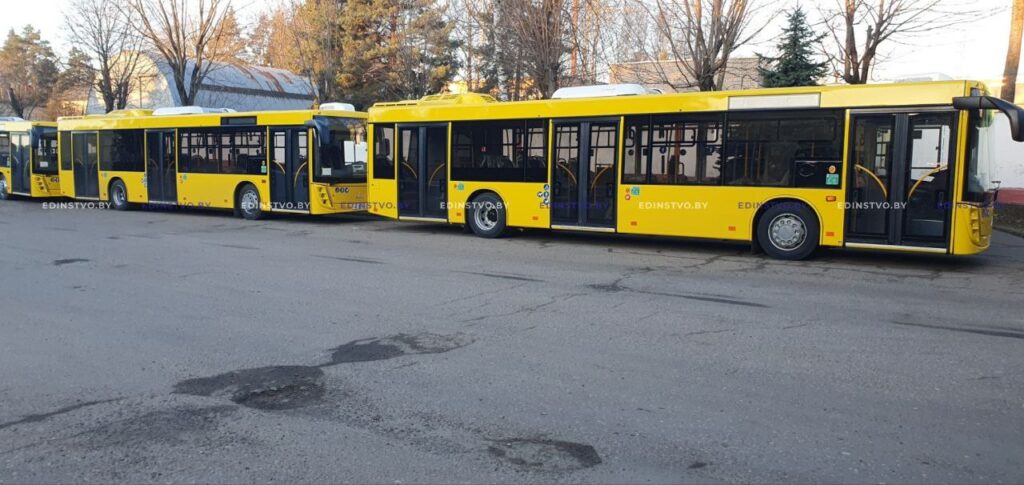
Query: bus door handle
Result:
<box><xmin>553</xmin><ymin>182</ymin><xmax>561</xmax><ymax>196</ymax></box>
<box><xmin>605</xmin><ymin>183</ymin><xmax>613</xmax><ymax>198</ymax></box>
<box><xmin>935</xmin><ymin>190</ymin><xmax>946</xmax><ymax>207</ymax></box>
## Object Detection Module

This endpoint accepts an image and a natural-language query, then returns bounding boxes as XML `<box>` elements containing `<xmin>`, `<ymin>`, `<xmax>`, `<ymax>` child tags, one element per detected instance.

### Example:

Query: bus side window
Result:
<box><xmin>0</xmin><ymin>133</ymin><xmax>9</xmax><ymax>167</ymax></box>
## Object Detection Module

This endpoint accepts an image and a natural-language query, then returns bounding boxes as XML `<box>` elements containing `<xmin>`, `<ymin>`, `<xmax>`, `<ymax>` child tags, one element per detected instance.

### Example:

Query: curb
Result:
<box><xmin>995</xmin><ymin>226</ymin><xmax>1024</xmax><ymax>238</ymax></box>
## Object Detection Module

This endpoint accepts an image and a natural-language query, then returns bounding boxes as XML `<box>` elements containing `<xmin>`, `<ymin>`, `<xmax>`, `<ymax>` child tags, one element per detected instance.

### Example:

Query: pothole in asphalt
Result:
<box><xmin>173</xmin><ymin>365</ymin><xmax>325</xmax><ymax>410</ymax></box>
<box><xmin>487</xmin><ymin>438</ymin><xmax>602</xmax><ymax>472</ymax></box>
<box><xmin>325</xmin><ymin>333</ymin><xmax>474</xmax><ymax>365</ymax></box>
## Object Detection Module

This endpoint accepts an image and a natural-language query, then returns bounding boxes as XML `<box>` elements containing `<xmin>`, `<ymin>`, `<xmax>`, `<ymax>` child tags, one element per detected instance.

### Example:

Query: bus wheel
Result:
<box><xmin>757</xmin><ymin>202</ymin><xmax>819</xmax><ymax>260</ymax></box>
<box><xmin>467</xmin><ymin>192</ymin><xmax>507</xmax><ymax>238</ymax></box>
<box><xmin>109</xmin><ymin>180</ymin><xmax>130</xmax><ymax>211</ymax></box>
<box><xmin>237</xmin><ymin>184</ymin><xmax>263</xmax><ymax>220</ymax></box>
<box><xmin>0</xmin><ymin>176</ymin><xmax>8</xmax><ymax>200</ymax></box>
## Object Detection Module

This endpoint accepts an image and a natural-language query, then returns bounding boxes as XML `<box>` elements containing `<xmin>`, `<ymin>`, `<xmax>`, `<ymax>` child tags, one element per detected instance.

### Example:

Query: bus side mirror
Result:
<box><xmin>305</xmin><ymin>119</ymin><xmax>330</xmax><ymax>146</ymax></box>
<box><xmin>953</xmin><ymin>95</ymin><xmax>1024</xmax><ymax>142</ymax></box>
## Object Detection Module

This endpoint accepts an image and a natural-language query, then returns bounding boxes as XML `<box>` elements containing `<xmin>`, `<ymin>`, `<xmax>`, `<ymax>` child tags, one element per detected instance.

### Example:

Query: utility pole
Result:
<box><xmin>1002</xmin><ymin>0</ymin><xmax>1024</xmax><ymax>102</ymax></box>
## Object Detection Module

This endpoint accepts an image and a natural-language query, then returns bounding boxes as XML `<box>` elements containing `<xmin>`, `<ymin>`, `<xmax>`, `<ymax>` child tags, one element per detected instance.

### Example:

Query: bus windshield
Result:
<box><xmin>964</xmin><ymin>110</ymin><xmax>998</xmax><ymax>204</ymax></box>
<box><xmin>34</xmin><ymin>128</ymin><xmax>58</xmax><ymax>175</ymax></box>
<box><xmin>314</xmin><ymin>117</ymin><xmax>367</xmax><ymax>183</ymax></box>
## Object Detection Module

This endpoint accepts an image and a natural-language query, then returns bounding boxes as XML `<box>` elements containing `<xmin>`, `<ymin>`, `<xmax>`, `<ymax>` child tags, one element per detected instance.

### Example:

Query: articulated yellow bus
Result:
<box><xmin>56</xmin><ymin>105</ymin><xmax>368</xmax><ymax>219</ymax></box>
<box><xmin>366</xmin><ymin>81</ymin><xmax>1021</xmax><ymax>259</ymax></box>
<box><xmin>0</xmin><ymin>119</ymin><xmax>61</xmax><ymax>199</ymax></box>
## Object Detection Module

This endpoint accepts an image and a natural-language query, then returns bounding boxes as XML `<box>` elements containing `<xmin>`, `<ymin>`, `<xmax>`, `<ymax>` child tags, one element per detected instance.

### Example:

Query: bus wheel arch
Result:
<box><xmin>108</xmin><ymin>178</ymin><xmax>130</xmax><ymax>210</ymax></box>
<box><xmin>235</xmin><ymin>182</ymin><xmax>263</xmax><ymax>220</ymax></box>
<box><xmin>753</xmin><ymin>198</ymin><xmax>821</xmax><ymax>260</ymax></box>
<box><xmin>466</xmin><ymin>190</ymin><xmax>508</xmax><ymax>238</ymax></box>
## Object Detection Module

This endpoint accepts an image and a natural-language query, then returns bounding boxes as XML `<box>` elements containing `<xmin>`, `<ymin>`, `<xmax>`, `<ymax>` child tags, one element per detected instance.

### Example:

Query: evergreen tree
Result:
<box><xmin>336</xmin><ymin>0</ymin><xmax>458</xmax><ymax>108</ymax></box>
<box><xmin>46</xmin><ymin>48</ymin><xmax>95</xmax><ymax>119</ymax></box>
<box><xmin>757</xmin><ymin>7</ymin><xmax>828</xmax><ymax>88</ymax></box>
<box><xmin>0</xmin><ymin>26</ymin><xmax>60</xmax><ymax>118</ymax></box>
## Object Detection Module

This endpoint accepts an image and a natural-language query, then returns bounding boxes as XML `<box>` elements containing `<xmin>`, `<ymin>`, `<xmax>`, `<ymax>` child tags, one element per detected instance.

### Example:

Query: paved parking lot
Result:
<box><xmin>1</xmin><ymin>199</ymin><xmax>1023</xmax><ymax>484</ymax></box>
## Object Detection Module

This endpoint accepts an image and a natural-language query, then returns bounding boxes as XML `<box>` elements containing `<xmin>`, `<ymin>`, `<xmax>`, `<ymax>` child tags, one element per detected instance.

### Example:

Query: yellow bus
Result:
<box><xmin>366</xmin><ymin>81</ymin><xmax>1021</xmax><ymax>259</ymax></box>
<box><xmin>0</xmin><ymin>119</ymin><xmax>61</xmax><ymax>200</ymax></box>
<box><xmin>56</xmin><ymin>104</ymin><xmax>368</xmax><ymax>219</ymax></box>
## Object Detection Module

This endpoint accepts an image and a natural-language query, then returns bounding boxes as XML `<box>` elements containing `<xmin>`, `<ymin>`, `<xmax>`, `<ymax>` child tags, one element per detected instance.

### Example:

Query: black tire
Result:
<box><xmin>109</xmin><ymin>180</ymin><xmax>130</xmax><ymax>210</ymax></box>
<box><xmin>757</xmin><ymin>201</ymin><xmax>819</xmax><ymax>260</ymax></box>
<box><xmin>237</xmin><ymin>184</ymin><xmax>263</xmax><ymax>220</ymax></box>
<box><xmin>0</xmin><ymin>175</ymin><xmax>8</xmax><ymax>200</ymax></box>
<box><xmin>466</xmin><ymin>192</ymin><xmax>507</xmax><ymax>238</ymax></box>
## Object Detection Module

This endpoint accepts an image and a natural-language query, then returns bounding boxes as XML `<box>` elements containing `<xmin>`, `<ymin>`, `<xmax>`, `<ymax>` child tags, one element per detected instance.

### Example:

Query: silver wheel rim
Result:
<box><xmin>768</xmin><ymin>214</ymin><xmax>806</xmax><ymax>251</ymax></box>
<box><xmin>474</xmin><ymin>201</ymin><xmax>499</xmax><ymax>231</ymax></box>
<box><xmin>0</xmin><ymin>178</ymin><xmax>6</xmax><ymax>195</ymax></box>
<box><xmin>241</xmin><ymin>190</ymin><xmax>259</xmax><ymax>214</ymax></box>
<box><xmin>114</xmin><ymin>186</ymin><xmax>125</xmax><ymax>205</ymax></box>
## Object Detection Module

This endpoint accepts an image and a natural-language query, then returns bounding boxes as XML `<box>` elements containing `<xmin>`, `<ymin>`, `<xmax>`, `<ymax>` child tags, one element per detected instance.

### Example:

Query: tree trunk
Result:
<box><xmin>1002</xmin><ymin>0</ymin><xmax>1024</xmax><ymax>102</ymax></box>
<box><xmin>7</xmin><ymin>88</ymin><xmax>24</xmax><ymax>118</ymax></box>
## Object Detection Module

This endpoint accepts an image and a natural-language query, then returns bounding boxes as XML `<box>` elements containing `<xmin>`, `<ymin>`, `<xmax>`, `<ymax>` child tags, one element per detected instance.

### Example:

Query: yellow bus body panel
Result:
<box><xmin>176</xmin><ymin>174</ymin><xmax>267</xmax><ymax>210</ymax></box>
<box><xmin>367</xmin><ymin>81</ymin><xmax>1001</xmax><ymax>255</ymax></box>
<box><xmin>310</xmin><ymin>182</ymin><xmax>367</xmax><ymax>214</ymax></box>
<box><xmin>447</xmin><ymin>181</ymin><xmax>550</xmax><ymax>228</ymax></box>
<box><xmin>616</xmin><ymin>186</ymin><xmax>845</xmax><ymax>246</ymax></box>
<box><xmin>31</xmin><ymin>173</ymin><xmax>61</xmax><ymax>197</ymax></box>
<box><xmin>369</xmin><ymin>81</ymin><xmax>973</xmax><ymax>124</ymax></box>
<box><xmin>99</xmin><ymin>171</ymin><xmax>148</xmax><ymax>204</ymax></box>
<box><xmin>56</xmin><ymin>109</ymin><xmax>368</xmax><ymax>214</ymax></box>
<box><xmin>0</xmin><ymin>121</ymin><xmax>61</xmax><ymax>199</ymax></box>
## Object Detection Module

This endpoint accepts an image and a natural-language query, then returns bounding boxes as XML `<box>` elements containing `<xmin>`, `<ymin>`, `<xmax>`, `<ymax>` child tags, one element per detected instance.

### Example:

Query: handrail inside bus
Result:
<box><xmin>854</xmin><ymin>164</ymin><xmax>888</xmax><ymax>198</ymax></box>
<box><xmin>907</xmin><ymin>164</ymin><xmax>947</xmax><ymax>200</ymax></box>
<box><xmin>952</xmin><ymin>95</ymin><xmax>1024</xmax><ymax>142</ymax></box>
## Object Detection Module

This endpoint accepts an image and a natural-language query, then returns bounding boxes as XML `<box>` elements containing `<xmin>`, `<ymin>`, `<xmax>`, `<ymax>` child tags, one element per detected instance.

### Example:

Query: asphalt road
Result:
<box><xmin>1</xmin><ymin>199</ymin><xmax>1023</xmax><ymax>484</ymax></box>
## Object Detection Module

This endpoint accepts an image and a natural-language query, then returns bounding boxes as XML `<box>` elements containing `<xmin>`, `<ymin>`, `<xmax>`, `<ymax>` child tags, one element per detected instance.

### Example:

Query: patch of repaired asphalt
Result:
<box><xmin>487</xmin><ymin>438</ymin><xmax>603</xmax><ymax>472</ymax></box>
<box><xmin>323</xmin><ymin>333</ymin><xmax>475</xmax><ymax>365</ymax></box>
<box><xmin>173</xmin><ymin>366</ymin><xmax>325</xmax><ymax>410</ymax></box>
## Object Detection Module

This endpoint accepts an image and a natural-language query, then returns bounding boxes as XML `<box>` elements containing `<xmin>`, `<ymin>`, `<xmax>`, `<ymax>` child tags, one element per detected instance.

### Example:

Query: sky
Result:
<box><xmin>0</xmin><ymin>0</ymin><xmax>1018</xmax><ymax>84</ymax></box>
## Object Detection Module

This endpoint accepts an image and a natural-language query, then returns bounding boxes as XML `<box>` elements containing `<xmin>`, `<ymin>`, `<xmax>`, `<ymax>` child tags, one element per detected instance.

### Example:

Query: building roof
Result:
<box><xmin>86</xmin><ymin>53</ymin><xmax>317</xmax><ymax>114</ymax></box>
<box><xmin>163</xmin><ymin>59</ymin><xmax>316</xmax><ymax>106</ymax></box>
<box><xmin>609</xmin><ymin>57</ymin><xmax>761</xmax><ymax>93</ymax></box>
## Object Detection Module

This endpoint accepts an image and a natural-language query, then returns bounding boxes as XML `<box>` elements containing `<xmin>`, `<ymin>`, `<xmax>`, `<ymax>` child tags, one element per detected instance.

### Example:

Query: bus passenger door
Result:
<box><xmin>270</xmin><ymin>128</ymin><xmax>310</xmax><ymax>212</ymax></box>
<box><xmin>846</xmin><ymin>111</ymin><xmax>956</xmax><ymax>250</ymax></box>
<box><xmin>58</xmin><ymin>132</ymin><xmax>73</xmax><ymax>197</ymax></box>
<box><xmin>551</xmin><ymin>120</ymin><xmax>618</xmax><ymax>229</ymax></box>
<box><xmin>146</xmin><ymin>131</ymin><xmax>177</xmax><ymax>204</ymax></box>
<box><xmin>397</xmin><ymin>124</ymin><xmax>447</xmax><ymax>220</ymax></box>
<box><xmin>71</xmin><ymin>132</ymin><xmax>99</xmax><ymax>199</ymax></box>
<box><xmin>10</xmin><ymin>133</ymin><xmax>30</xmax><ymax>195</ymax></box>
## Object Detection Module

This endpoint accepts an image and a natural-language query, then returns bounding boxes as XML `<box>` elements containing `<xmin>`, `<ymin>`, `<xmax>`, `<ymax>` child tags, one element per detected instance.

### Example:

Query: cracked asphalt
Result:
<box><xmin>1</xmin><ymin>199</ymin><xmax>1023</xmax><ymax>484</ymax></box>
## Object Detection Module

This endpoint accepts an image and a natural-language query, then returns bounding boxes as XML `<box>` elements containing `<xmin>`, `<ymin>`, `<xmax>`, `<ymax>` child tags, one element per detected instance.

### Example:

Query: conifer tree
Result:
<box><xmin>758</xmin><ymin>7</ymin><xmax>828</xmax><ymax>88</ymax></box>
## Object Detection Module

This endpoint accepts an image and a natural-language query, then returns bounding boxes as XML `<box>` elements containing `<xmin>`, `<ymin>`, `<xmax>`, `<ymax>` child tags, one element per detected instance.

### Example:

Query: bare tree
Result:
<box><xmin>504</xmin><ymin>0</ymin><xmax>570</xmax><ymax>98</ymax></box>
<box><xmin>820</xmin><ymin>0</ymin><xmax>984</xmax><ymax>84</ymax></box>
<box><xmin>285</xmin><ymin>0</ymin><xmax>344</xmax><ymax>104</ymax></box>
<box><xmin>64</xmin><ymin>0</ymin><xmax>145</xmax><ymax>113</ymax></box>
<box><xmin>565</xmin><ymin>0</ymin><xmax>622</xmax><ymax>85</ymax></box>
<box><xmin>128</xmin><ymin>0</ymin><xmax>235</xmax><ymax>106</ymax></box>
<box><xmin>1002</xmin><ymin>0</ymin><xmax>1023</xmax><ymax>102</ymax></box>
<box><xmin>625</xmin><ymin>0</ymin><xmax>768</xmax><ymax>92</ymax></box>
